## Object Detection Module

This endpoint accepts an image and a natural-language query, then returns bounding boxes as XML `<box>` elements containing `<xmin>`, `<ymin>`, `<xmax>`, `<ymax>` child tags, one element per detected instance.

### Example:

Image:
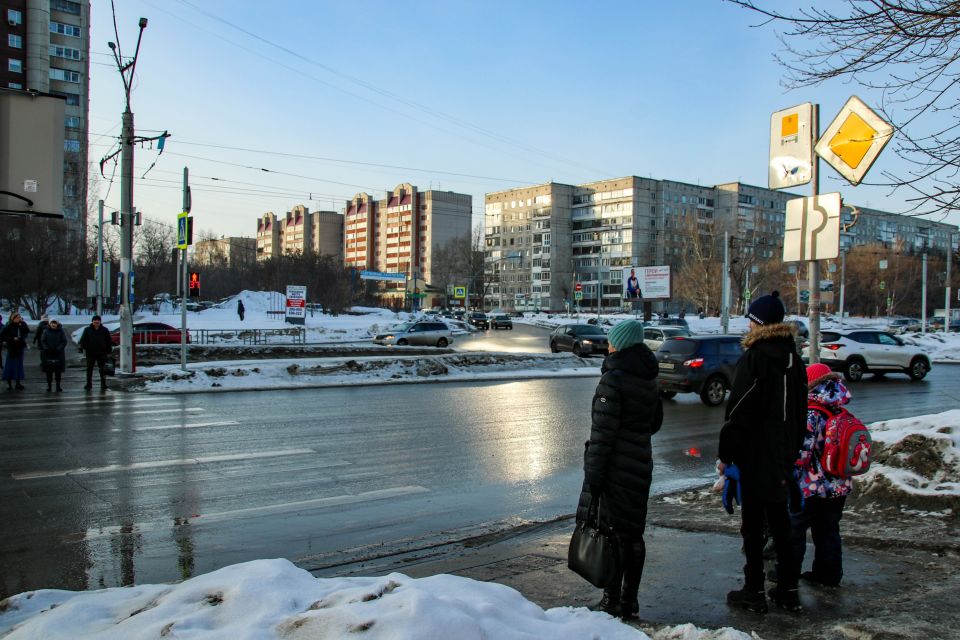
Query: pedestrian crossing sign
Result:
<box><xmin>177</xmin><ymin>211</ymin><xmax>188</xmax><ymax>249</ymax></box>
<box><xmin>454</xmin><ymin>286</ymin><xmax>466</xmax><ymax>299</ymax></box>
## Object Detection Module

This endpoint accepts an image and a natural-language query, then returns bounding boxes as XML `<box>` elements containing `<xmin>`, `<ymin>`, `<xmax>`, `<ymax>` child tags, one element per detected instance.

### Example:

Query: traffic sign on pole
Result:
<box><xmin>769</xmin><ymin>103</ymin><xmax>814</xmax><ymax>189</ymax></box>
<box><xmin>815</xmin><ymin>96</ymin><xmax>893</xmax><ymax>186</ymax></box>
<box><xmin>177</xmin><ymin>211</ymin><xmax>188</xmax><ymax>249</ymax></box>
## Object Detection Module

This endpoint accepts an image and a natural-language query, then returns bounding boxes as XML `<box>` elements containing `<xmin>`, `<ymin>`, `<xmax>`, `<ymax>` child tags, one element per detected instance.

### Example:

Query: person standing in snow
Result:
<box><xmin>40</xmin><ymin>319</ymin><xmax>68</xmax><ymax>392</ymax></box>
<box><xmin>576</xmin><ymin>319</ymin><xmax>662</xmax><ymax>618</ymax></box>
<box><xmin>1</xmin><ymin>313</ymin><xmax>30</xmax><ymax>390</ymax></box>
<box><xmin>237</xmin><ymin>299</ymin><xmax>245</xmax><ymax>322</ymax></box>
<box><xmin>788</xmin><ymin>363</ymin><xmax>855</xmax><ymax>587</ymax></box>
<box><xmin>718</xmin><ymin>291</ymin><xmax>807</xmax><ymax>613</ymax></box>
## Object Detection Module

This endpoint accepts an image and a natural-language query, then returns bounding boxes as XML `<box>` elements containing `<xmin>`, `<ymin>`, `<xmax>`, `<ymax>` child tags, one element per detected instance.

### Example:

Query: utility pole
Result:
<box><xmin>808</xmin><ymin>104</ymin><xmax>822</xmax><ymax>364</ymax></box>
<box><xmin>109</xmin><ymin>17</ymin><xmax>148</xmax><ymax>375</ymax></box>
<box><xmin>181</xmin><ymin>167</ymin><xmax>190</xmax><ymax>371</ymax></box>
<box><xmin>96</xmin><ymin>200</ymin><xmax>104</xmax><ymax>316</ymax></box>
<box><xmin>838</xmin><ymin>250</ymin><xmax>846</xmax><ymax>329</ymax></box>
<box><xmin>721</xmin><ymin>231</ymin><xmax>730</xmax><ymax>333</ymax></box>
<box><xmin>946</xmin><ymin>232</ymin><xmax>953</xmax><ymax>334</ymax></box>
<box><xmin>921</xmin><ymin>252</ymin><xmax>927</xmax><ymax>335</ymax></box>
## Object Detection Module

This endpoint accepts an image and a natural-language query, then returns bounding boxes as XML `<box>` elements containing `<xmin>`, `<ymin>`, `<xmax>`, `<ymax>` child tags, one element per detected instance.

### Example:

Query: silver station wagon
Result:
<box><xmin>373</xmin><ymin>321</ymin><xmax>454</xmax><ymax>348</ymax></box>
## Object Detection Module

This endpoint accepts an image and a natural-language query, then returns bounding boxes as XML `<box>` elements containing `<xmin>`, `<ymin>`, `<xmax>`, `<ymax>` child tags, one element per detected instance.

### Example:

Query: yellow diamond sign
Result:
<box><xmin>815</xmin><ymin>95</ymin><xmax>894</xmax><ymax>186</ymax></box>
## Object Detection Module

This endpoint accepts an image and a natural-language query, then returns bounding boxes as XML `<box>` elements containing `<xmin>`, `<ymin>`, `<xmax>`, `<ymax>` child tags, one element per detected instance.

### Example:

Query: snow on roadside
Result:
<box><xmin>0</xmin><ymin>558</ymin><xmax>753</xmax><ymax>640</ymax></box>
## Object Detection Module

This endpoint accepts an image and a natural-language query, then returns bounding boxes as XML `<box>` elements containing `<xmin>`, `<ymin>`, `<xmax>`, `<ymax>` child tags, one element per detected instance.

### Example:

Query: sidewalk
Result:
<box><xmin>311</xmin><ymin>490</ymin><xmax>960</xmax><ymax>640</ymax></box>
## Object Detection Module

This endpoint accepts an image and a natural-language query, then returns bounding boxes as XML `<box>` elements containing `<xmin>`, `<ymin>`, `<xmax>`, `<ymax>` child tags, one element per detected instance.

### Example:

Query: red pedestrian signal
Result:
<box><xmin>188</xmin><ymin>272</ymin><xmax>201</xmax><ymax>298</ymax></box>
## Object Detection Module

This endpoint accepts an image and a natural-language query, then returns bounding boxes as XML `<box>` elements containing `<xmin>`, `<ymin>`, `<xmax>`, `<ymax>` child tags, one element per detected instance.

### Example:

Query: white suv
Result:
<box><xmin>803</xmin><ymin>329</ymin><xmax>931</xmax><ymax>382</ymax></box>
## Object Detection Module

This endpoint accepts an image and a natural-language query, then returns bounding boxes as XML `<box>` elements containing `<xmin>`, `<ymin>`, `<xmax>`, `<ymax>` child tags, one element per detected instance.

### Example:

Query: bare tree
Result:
<box><xmin>0</xmin><ymin>218</ymin><xmax>83</xmax><ymax>319</ymax></box>
<box><xmin>730</xmin><ymin>1</ymin><xmax>960</xmax><ymax>215</ymax></box>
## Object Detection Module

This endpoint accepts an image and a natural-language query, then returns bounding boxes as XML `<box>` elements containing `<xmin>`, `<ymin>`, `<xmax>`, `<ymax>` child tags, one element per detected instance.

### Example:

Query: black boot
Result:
<box><xmin>84</xmin><ymin>380</ymin><xmax>92</xmax><ymax>390</ymax></box>
<box><xmin>768</xmin><ymin>587</ymin><xmax>802</xmax><ymax>612</ymax></box>
<box><xmin>15</xmin><ymin>382</ymin><xmax>24</xmax><ymax>390</ymax></box>
<box><xmin>6</xmin><ymin>381</ymin><xmax>12</xmax><ymax>391</ymax></box>
<box><xmin>590</xmin><ymin>589</ymin><xmax>621</xmax><ymax>616</ymax></box>
<box><xmin>727</xmin><ymin>587</ymin><xmax>768</xmax><ymax>613</ymax></box>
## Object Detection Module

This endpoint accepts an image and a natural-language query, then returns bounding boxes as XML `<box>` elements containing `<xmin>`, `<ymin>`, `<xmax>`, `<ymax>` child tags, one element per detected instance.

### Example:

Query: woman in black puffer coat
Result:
<box><xmin>575</xmin><ymin>319</ymin><xmax>662</xmax><ymax>619</ymax></box>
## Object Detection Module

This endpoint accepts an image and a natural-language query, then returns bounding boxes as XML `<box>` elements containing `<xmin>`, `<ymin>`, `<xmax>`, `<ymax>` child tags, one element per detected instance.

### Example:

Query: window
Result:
<box><xmin>8</xmin><ymin>34</ymin><xmax>22</xmax><ymax>49</ymax></box>
<box><xmin>64</xmin><ymin>139</ymin><xmax>81</xmax><ymax>153</ymax></box>
<box><xmin>50</xmin><ymin>45</ymin><xmax>82</xmax><ymax>60</ymax></box>
<box><xmin>52</xmin><ymin>0</ymin><xmax>82</xmax><ymax>14</ymax></box>
<box><xmin>65</xmin><ymin>115</ymin><xmax>81</xmax><ymax>128</ymax></box>
<box><xmin>50</xmin><ymin>67</ymin><xmax>81</xmax><ymax>83</ymax></box>
<box><xmin>8</xmin><ymin>82</ymin><xmax>23</xmax><ymax>89</ymax></box>
<box><xmin>8</xmin><ymin>58</ymin><xmax>22</xmax><ymax>73</ymax></box>
<box><xmin>7</xmin><ymin>9</ymin><xmax>22</xmax><ymax>25</ymax></box>
<box><xmin>50</xmin><ymin>22</ymin><xmax>82</xmax><ymax>37</ymax></box>
<box><xmin>51</xmin><ymin>91</ymin><xmax>80</xmax><ymax>105</ymax></box>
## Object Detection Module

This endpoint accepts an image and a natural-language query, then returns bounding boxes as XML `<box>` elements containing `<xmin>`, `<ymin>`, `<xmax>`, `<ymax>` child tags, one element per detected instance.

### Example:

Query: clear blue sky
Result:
<box><xmin>87</xmin><ymin>0</ymin><xmax>960</xmax><ymax>238</ymax></box>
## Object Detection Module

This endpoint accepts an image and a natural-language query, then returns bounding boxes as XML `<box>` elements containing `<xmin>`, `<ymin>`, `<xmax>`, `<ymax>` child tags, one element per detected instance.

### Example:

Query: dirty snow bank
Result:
<box><xmin>138</xmin><ymin>353</ymin><xmax>601</xmax><ymax>393</ymax></box>
<box><xmin>0</xmin><ymin>558</ymin><xmax>753</xmax><ymax>640</ymax></box>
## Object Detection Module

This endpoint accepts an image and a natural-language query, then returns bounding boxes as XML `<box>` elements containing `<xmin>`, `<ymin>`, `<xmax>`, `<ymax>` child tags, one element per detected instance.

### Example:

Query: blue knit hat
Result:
<box><xmin>607</xmin><ymin>320</ymin><xmax>645</xmax><ymax>351</ymax></box>
<box><xmin>746</xmin><ymin>290</ymin><xmax>785</xmax><ymax>325</ymax></box>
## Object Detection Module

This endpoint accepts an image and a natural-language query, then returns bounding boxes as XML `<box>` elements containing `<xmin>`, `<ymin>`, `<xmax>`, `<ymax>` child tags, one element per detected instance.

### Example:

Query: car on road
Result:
<box><xmin>549</xmin><ymin>324</ymin><xmax>609</xmax><ymax>356</ymax></box>
<box><xmin>803</xmin><ymin>329</ymin><xmax>931</xmax><ymax>382</ymax></box>
<box><xmin>467</xmin><ymin>312</ymin><xmax>490</xmax><ymax>330</ymax></box>
<box><xmin>642</xmin><ymin>325</ymin><xmax>691</xmax><ymax>351</ymax></box>
<box><xmin>655</xmin><ymin>335</ymin><xmax>743</xmax><ymax>406</ymax></box>
<box><xmin>110</xmin><ymin>322</ymin><xmax>190</xmax><ymax>345</ymax></box>
<box><xmin>886</xmin><ymin>318</ymin><xmax>922</xmax><ymax>334</ymax></box>
<box><xmin>656</xmin><ymin>317</ymin><xmax>690</xmax><ymax>329</ymax></box>
<box><xmin>372</xmin><ymin>321</ymin><xmax>453</xmax><ymax>347</ymax></box>
<box><xmin>491</xmin><ymin>314</ymin><xmax>513</xmax><ymax>330</ymax></box>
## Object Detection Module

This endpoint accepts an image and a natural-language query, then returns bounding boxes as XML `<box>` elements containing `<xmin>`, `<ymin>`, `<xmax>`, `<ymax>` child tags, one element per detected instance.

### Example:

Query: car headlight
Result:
<box><xmin>582</xmin><ymin>339</ymin><xmax>593</xmax><ymax>344</ymax></box>
<box><xmin>384</xmin><ymin>334</ymin><xmax>394</xmax><ymax>340</ymax></box>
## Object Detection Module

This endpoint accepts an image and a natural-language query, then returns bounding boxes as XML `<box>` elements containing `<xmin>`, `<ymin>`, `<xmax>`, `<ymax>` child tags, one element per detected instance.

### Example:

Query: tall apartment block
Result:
<box><xmin>1</xmin><ymin>0</ymin><xmax>90</xmax><ymax>235</ymax></box>
<box><xmin>344</xmin><ymin>183</ymin><xmax>471</xmax><ymax>306</ymax></box>
<box><xmin>486</xmin><ymin>176</ymin><xmax>958</xmax><ymax>311</ymax></box>
<box><xmin>193</xmin><ymin>237</ymin><xmax>257</xmax><ymax>269</ymax></box>
<box><xmin>256</xmin><ymin>205</ymin><xmax>344</xmax><ymax>261</ymax></box>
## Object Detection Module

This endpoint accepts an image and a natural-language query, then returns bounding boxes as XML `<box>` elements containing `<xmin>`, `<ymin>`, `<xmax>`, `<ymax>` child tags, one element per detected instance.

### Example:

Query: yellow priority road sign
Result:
<box><xmin>815</xmin><ymin>96</ymin><xmax>894</xmax><ymax>186</ymax></box>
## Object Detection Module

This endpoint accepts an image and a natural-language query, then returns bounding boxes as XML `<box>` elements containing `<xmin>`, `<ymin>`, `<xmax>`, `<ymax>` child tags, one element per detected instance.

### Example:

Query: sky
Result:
<box><xmin>87</xmin><ymin>0</ymin><xmax>960</xmax><ymax>240</ymax></box>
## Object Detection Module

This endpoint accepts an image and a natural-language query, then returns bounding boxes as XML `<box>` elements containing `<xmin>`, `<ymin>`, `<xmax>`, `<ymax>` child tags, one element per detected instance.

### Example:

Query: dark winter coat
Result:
<box><xmin>576</xmin><ymin>344</ymin><xmax>663</xmax><ymax>535</ymax></box>
<box><xmin>718</xmin><ymin>323</ymin><xmax>807</xmax><ymax>503</ymax></box>
<box><xmin>78</xmin><ymin>324</ymin><xmax>113</xmax><ymax>358</ymax></box>
<box><xmin>40</xmin><ymin>326</ymin><xmax>68</xmax><ymax>373</ymax></box>
<box><xmin>1</xmin><ymin>321</ymin><xmax>30</xmax><ymax>358</ymax></box>
<box><xmin>32</xmin><ymin>320</ymin><xmax>49</xmax><ymax>347</ymax></box>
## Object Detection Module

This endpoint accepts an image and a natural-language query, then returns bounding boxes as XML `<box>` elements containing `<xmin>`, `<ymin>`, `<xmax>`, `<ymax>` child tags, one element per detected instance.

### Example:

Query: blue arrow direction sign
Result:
<box><xmin>177</xmin><ymin>211</ymin><xmax>189</xmax><ymax>249</ymax></box>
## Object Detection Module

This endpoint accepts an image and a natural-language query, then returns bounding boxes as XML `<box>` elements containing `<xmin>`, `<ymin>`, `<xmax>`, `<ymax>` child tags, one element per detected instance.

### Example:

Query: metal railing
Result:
<box><xmin>129</xmin><ymin>327</ymin><xmax>306</xmax><ymax>346</ymax></box>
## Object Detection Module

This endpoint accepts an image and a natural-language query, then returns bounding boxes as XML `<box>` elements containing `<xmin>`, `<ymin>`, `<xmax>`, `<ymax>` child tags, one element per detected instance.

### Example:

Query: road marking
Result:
<box><xmin>1</xmin><ymin>407</ymin><xmax>202</xmax><ymax>424</ymax></box>
<box><xmin>2</xmin><ymin>400</ymin><xmax>178</xmax><ymax>412</ymax></box>
<box><xmin>76</xmin><ymin>486</ymin><xmax>430</xmax><ymax>540</ymax></box>
<box><xmin>131</xmin><ymin>407</ymin><xmax>204</xmax><ymax>415</ymax></box>
<box><xmin>2</xmin><ymin>396</ymin><xmax>177</xmax><ymax>410</ymax></box>
<box><xmin>12</xmin><ymin>448</ymin><xmax>326</xmax><ymax>480</ymax></box>
<box><xmin>114</xmin><ymin>420</ymin><xmax>240</xmax><ymax>432</ymax></box>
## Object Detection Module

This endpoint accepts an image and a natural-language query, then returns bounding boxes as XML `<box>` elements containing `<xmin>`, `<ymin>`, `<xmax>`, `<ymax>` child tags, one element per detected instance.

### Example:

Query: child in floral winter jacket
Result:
<box><xmin>790</xmin><ymin>362</ymin><xmax>854</xmax><ymax>587</ymax></box>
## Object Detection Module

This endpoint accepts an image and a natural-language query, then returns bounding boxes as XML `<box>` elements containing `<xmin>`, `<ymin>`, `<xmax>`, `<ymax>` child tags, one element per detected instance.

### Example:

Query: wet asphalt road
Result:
<box><xmin>2</xmin><ymin>324</ymin><xmax>958</xmax><ymax>597</ymax></box>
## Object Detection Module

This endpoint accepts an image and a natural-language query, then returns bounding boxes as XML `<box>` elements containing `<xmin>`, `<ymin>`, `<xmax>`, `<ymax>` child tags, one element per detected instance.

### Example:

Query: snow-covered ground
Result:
<box><xmin>0</xmin><ymin>558</ymin><xmax>751</xmax><ymax>640</ymax></box>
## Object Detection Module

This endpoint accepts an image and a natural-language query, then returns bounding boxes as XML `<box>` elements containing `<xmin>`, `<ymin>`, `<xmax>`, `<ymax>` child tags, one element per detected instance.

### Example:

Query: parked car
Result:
<box><xmin>468</xmin><ymin>312</ymin><xmax>490</xmax><ymax>329</ymax></box>
<box><xmin>655</xmin><ymin>335</ymin><xmax>743</xmax><ymax>406</ymax></box>
<box><xmin>491</xmin><ymin>314</ymin><xmax>513</xmax><ymax>330</ymax></box>
<box><xmin>803</xmin><ymin>329</ymin><xmax>931</xmax><ymax>382</ymax></box>
<box><xmin>886</xmin><ymin>318</ymin><xmax>922</xmax><ymax>334</ymax></box>
<box><xmin>372</xmin><ymin>321</ymin><xmax>453</xmax><ymax>347</ymax></box>
<box><xmin>110</xmin><ymin>322</ymin><xmax>189</xmax><ymax>345</ymax></box>
<box><xmin>549</xmin><ymin>324</ymin><xmax>609</xmax><ymax>356</ymax></box>
<box><xmin>642</xmin><ymin>325</ymin><xmax>691</xmax><ymax>351</ymax></box>
<box><xmin>656</xmin><ymin>317</ymin><xmax>690</xmax><ymax>329</ymax></box>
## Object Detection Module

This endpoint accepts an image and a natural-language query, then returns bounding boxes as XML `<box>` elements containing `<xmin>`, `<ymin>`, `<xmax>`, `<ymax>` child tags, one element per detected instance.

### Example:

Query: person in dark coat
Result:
<box><xmin>40</xmin><ymin>319</ymin><xmax>68</xmax><ymax>392</ymax></box>
<box><xmin>78</xmin><ymin>315</ymin><xmax>113</xmax><ymax>391</ymax></box>
<box><xmin>237</xmin><ymin>300</ymin><xmax>245</xmax><ymax>321</ymax></box>
<box><xmin>576</xmin><ymin>319</ymin><xmax>663</xmax><ymax>618</ymax></box>
<box><xmin>719</xmin><ymin>291</ymin><xmax>807</xmax><ymax>614</ymax></box>
<box><xmin>33</xmin><ymin>315</ymin><xmax>49</xmax><ymax>368</ymax></box>
<box><xmin>1</xmin><ymin>313</ymin><xmax>31</xmax><ymax>390</ymax></box>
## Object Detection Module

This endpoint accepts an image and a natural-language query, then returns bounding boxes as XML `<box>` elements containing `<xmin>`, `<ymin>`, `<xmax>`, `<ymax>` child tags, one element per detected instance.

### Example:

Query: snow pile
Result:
<box><xmin>0</xmin><ymin>559</ymin><xmax>651</xmax><ymax>640</ymax></box>
<box><xmin>138</xmin><ymin>353</ymin><xmax>600</xmax><ymax>393</ymax></box>
<box><xmin>648</xmin><ymin>624</ymin><xmax>755</xmax><ymax>640</ymax></box>
<box><xmin>899</xmin><ymin>331</ymin><xmax>960</xmax><ymax>362</ymax></box>
<box><xmin>854</xmin><ymin>410</ymin><xmax>960</xmax><ymax>515</ymax></box>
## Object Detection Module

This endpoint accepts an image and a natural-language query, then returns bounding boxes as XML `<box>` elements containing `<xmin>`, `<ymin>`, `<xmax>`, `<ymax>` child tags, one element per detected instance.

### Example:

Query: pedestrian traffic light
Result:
<box><xmin>188</xmin><ymin>271</ymin><xmax>201</xmax><ymax>298</ymax></box>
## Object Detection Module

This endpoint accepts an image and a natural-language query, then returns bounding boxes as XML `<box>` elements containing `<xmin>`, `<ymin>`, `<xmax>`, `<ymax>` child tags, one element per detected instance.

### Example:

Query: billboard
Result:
<box><xmin>622</xmin><ymin>266</ymin><xmax>671</xmax><ymax>300</ymax></box>
<box><xmin>285</xmin><ymin>285</ymin><xmax>307</xmax><ymax>325</ymax></box>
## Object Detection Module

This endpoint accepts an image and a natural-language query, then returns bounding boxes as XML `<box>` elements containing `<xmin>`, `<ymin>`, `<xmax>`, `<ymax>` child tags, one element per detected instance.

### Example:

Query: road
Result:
<box><xmin>2</xmin><ymin>322</ymin><xmax>958</xmax><ymax>597</ymax></box>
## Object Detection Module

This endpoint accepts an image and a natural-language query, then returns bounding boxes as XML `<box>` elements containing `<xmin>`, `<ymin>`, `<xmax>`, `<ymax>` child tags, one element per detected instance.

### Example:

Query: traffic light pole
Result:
<box><xmin>181</xmin><ymin>167</ymin><xmax>189</xmax><ymax>371</ymax></box>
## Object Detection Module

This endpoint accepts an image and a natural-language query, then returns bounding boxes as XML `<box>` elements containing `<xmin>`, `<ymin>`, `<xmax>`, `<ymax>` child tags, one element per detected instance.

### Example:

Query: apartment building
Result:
<box><xmin>486</xmin><ymin>177</ymin><xmax>958</xmax><ymax>311</ymax></box>
<box><xmin>193</xmin><ymin>237</ymin><xmax>257</xmax><ymax>269</ymax></box>
<box><xmin>256</xmin><ymin>205</ymin><xmax>344</xmax><ymax>261</ymax></box>
<box><xmin>344</xmin><ymin>183</ymin><xmax>472</xmax><ymax>306</ymax></box>
<box><xmin>1</xmin><ymin>0</ymin><xmax>90</xmax><ymax>235</ymax></box>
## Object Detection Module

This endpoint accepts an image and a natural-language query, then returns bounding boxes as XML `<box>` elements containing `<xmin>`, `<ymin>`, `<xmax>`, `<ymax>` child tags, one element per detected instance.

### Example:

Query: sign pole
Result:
<box><xmin>808</xmin><ymin>105</ymin><xmax>822</xmax><ymax>364</ymax></box>
<box><xmin>180</xmin><ymin>167</ymin><xmax>189</xmax><ymax>371</ymax></box>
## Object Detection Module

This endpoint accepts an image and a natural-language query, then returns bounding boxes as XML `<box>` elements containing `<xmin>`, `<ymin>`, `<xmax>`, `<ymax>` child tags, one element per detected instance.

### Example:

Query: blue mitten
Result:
<box><xmin>722</xmin><ymin>463</ymin><xmax>742</xmax><ymax>514</ymax></box>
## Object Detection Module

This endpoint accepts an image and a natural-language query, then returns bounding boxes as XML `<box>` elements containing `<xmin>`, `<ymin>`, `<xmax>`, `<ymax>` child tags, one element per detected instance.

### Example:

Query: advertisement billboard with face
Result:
<box><xmin>621</xmin><ymin>266</ymin><xmax>671</xmax><ymax>300</ymax></box>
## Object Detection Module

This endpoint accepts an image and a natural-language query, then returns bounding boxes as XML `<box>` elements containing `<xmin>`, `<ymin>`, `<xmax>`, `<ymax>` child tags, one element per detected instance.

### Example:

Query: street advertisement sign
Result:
<box><xmin>815</xmin><ymin>95</ymin><xmax>894</xmax><ymax>186</ymax></box>
<box><xmin>360</xmin><ymin>270</ymin><xmax>405</xmax><ymax>282</ymax></box>
<box><xmin>285</xmin><ymin>285</ymin><xmax>307</xmax><ymax>325</ymax></box>
<box><xmin>621</xmin><ymin>266</ymin><xmax>671</xmax><ymax>300</ymax></box>
<box><xmin>783</xmin><ymin>193</ymin><xmax>841</xmax><ymax>262</ymax></box>
<box><xmin>769</xmin><ymin>103</ymin><xmax>814</xmax><ymax>189</ymax></box>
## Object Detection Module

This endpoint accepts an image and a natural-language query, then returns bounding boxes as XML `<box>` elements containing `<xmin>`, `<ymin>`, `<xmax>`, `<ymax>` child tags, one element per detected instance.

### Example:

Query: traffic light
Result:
<box><xmin>188</xmin><ymin>271</ymin><xmax>201</xmax><ymax>298</ymax></box>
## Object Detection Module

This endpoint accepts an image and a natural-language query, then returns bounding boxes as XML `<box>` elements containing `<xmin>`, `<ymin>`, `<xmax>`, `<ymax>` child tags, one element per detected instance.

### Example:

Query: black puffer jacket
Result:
<box><xmin>718</xmin><ymin>323</ymin><xmax>807</xmax><ymax>503</ymax></box>
<box><xmin>79</xmin><ymin>324</ymin><xmax>113</xmax><ymax>358</ymax></box>
<box><xmin>576</xmin><ymin>344</ymin><xmax>663</xmax><ymax>535</ymax></box>
<box><xmin>40</xmin><ymin>326</ymin><xmax>68</xmax><ymax>373</ymax></box>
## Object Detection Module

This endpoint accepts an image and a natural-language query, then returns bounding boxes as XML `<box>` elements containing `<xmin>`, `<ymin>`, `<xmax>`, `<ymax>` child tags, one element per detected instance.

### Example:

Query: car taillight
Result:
<box><xmin>823</xmin><ymin>343</ymin><xmax>845</xmax><ymax>351</ymax></box>
<box><xmin>683</xmin><ymin>357</ymin><xmax>705</xmax><ymax>368</ymax></box>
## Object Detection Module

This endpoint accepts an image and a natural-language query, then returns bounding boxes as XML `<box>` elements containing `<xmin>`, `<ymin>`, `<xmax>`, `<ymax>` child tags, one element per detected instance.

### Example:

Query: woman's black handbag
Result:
<box><xmin>567</xmin><ymin>498</ymin><xmax>619</xmax><ymax>588</ymax></box>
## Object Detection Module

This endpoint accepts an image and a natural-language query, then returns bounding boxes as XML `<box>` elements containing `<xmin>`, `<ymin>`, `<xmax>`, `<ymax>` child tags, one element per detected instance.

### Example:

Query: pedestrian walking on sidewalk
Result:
<box><xmin>577</xmin><ymin>319</ymin><xmax>662</xmax><ymax>619</ymax></box>
<box><xmin>718</xmin><ymin>291</ymin><xmax>807</xmax><ymax>613</ymax></box>
<box><xmin>78</xmin><ymin>315</ymin><xmax>112</xmax><ymax>391</ymax></box>
<box><xmin>32</xmin><ymin>315</ymin><xmax>49</xmax><ymax>368</ymax></box>
<box><xmin>1</xmin><ymin>313</ymin><xmax>30</xmax><ymax>390</ymax></box>
<box><xmin>40</xmin><ymin>319</ymin><xmax>68</xmax><ymax>392</ymax></box>
<box><xmin>789</xmin><ymin>363</ymin><xmax>855</xmax><ymax>587</ymax></box>
<box><xmin>237</xmin><ymin>300</ymin><xmax>245</xmax><ymax>322</ymax></box>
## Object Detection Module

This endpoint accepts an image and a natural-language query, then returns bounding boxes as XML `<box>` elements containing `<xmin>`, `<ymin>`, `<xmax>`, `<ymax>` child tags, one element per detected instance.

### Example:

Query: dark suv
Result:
<box><xmin>467</xmin><ymin>312</ymin><xmax>490</xmax><ymax>330</ymax></box>
<box><xmin>549</xmin><ymin>324</ymin><xmax>609</xmax><ymax>356</ymax></box>
<box><xmin>655</xmin><ymin>335</ymin><xmax>743</xmax><ymax>406</ymax></box>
